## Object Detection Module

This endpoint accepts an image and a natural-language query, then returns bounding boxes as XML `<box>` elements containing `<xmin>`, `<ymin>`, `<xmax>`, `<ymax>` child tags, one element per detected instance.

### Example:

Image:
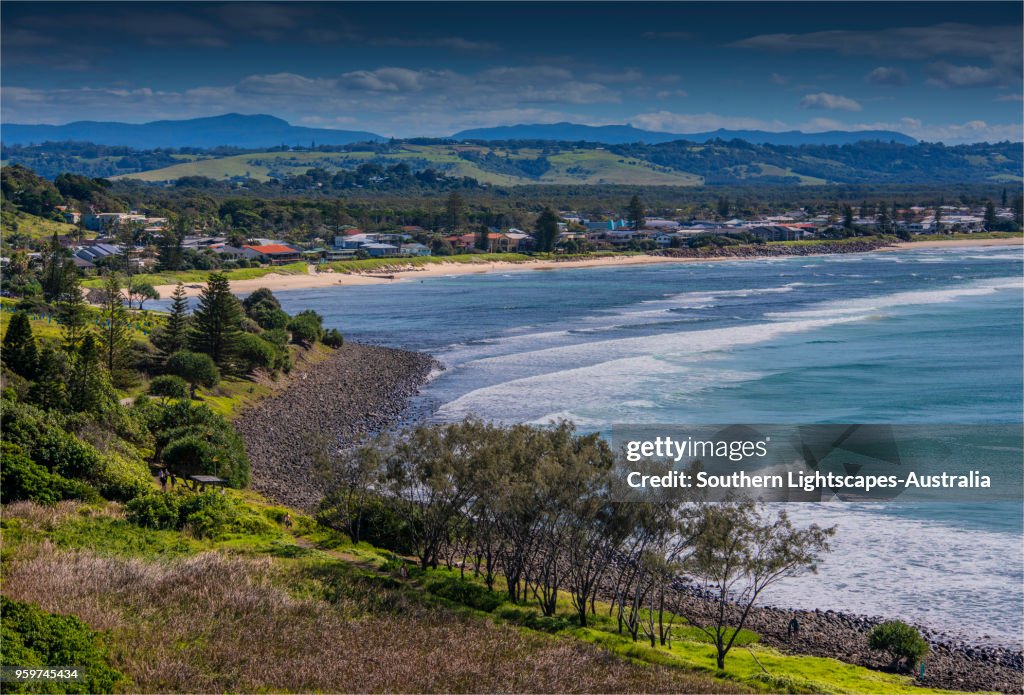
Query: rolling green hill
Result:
<box><xmin>12</xmin><ymin>138</ymin><xmax>1022</xmax><ymax>188</ymax></box>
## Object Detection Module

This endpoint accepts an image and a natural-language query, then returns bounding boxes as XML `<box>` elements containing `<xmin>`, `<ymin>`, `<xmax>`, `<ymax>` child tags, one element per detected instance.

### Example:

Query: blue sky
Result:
<box><xmin>3</xmin><ymin>1</ymin><xmax>1021</xmax><ymax>142</ymax></box>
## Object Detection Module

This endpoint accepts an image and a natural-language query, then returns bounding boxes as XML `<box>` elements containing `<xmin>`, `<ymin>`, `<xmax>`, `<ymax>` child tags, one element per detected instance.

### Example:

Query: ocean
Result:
<box><xmin>264</xmin><ymin>246</ymin><xmax>1023</xmax><ymax>645</ymax></box>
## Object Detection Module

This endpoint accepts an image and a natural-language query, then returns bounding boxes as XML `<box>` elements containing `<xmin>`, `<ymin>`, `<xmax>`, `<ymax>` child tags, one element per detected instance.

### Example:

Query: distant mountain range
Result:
<box><xmin>3</xmin><ymin>113</ymin><xmax>920</xmax><ymax>149</ymax></box>
<box><xmin>2</xmin><ymin>114</ymin><xmax>385</xmax><ymax>149</ymax></box>
<box><xmin>451</xmin><ymin>122</ymin><xmax>919</xmax><ymax>146</ymax></box>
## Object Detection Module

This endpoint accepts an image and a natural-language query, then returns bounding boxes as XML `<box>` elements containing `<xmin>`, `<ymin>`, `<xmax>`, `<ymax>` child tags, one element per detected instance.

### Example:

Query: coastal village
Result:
<box><xmin>23</xmin><ymin>201</ymin><xmax>1021</xmax><ymax>276</ymax></box>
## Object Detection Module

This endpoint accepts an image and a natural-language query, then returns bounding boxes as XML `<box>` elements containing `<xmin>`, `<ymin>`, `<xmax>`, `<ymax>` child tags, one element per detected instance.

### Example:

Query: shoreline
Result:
<box><xmin>234</xmin><ymin>341</ymin><xmax>1022</xmax><ymax>693</ymax></box>
<box><xmin>154</xmin><ymin>236</ymin><xmax>1023</xmax><ymax>298</ymax></box>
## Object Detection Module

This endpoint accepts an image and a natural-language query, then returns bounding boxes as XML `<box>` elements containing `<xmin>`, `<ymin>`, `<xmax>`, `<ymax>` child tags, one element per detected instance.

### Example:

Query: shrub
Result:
<box><xmin>425</xmin><ymin>575</ymin><xmax>503</xmax><ymax>612</ymax></box>
<box><xmin>165</xmin><ymin>350</ymin><xmax>220</xmax><ymax>394</ymax></box>
<box><xmin>149</xmin><ymin>375</ymin><xmax>189</xmax><ymax>400</ymax></box>
<box><xmin>125</xmin><ymin>491</ymin><xmax>181</xmax><ymax>530</ymax></box>
<box><xmin>868</xmin><ymin>620</ymin><xmax>929</xmax><ymax>670</ymax></box>
<box><xmin>494</xmin><ymin>607</ymin><xmax>574</xmax><ymax>633</ymax></box>
<box><xmin>322</xmin><ymin>328</ymin><xmax>344</xmax><ymax>348</ymax></box>
<box><xmin>236</xmin><ymin>333</ymin><xmax>277</xmax><ymax>372</ymax></box>
<box><xmin>0</xmin><ymin>596</ymin><xmax>125</xmax><ymax>693</ymax></box>
<box><xmin>0</xmin><ymin>442</ymin><xmax>98</xmax><ymax>505</ymax></box>
<box><xmin>287</xmin><ymin>310</ymin><xmax>324</xmax><ymax>345</ymax></box>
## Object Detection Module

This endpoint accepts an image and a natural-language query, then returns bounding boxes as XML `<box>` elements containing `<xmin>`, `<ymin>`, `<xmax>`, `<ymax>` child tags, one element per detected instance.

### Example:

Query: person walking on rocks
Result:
<box><xmin>158</xmin><ymin>468</ymin><xmax>167</xmax><ymax>491</ymax></box>
<box><xmin>787</xmin><ymin>617</ymin><xmax>800</xmax><ymax>641</ymax></box>
<box><xmin>284</xmin><ymin>512</ymin><xmax>293</xmax><ymax>531</ymax></box>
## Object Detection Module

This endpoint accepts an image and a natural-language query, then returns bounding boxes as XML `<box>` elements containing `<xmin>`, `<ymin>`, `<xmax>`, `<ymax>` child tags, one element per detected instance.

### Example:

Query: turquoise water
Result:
<box><xmin>261</xmin><ymin>246</ymin><xmax>1023</xmax><ymax>643</ymax></box>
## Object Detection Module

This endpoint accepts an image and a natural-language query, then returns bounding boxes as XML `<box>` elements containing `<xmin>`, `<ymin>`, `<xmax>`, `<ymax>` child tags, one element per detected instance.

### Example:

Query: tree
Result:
<box><xmin>97</xmin><ymin>273</ymin><xmax>132</xmax><ymax>376</ymax></box>
<box><xmin>534</xmin><ymin>208</ymin><xmax>559</xmax><ymax>253</ymax></box>
<box><xmin>445</xmin><ymin>191</ymin><xmax>465</xmax><ymax>231</ymax></box>
<box><xmin>1001</xmin><ymin>188</ymin><xmax>1008</xmax><ymax>208</ymax></box>
<box><xmin>842</xmin><ymin>204</ymin><xmax>854</xmax><ymax>230</ymax></box>
<box><xmin>149</xmin><ymin>374</ymin><xmax>189</xmax><ymax>401</ymax></box>
<box><xmin>287</xmin><ymin>310</ymin><xmax>324</xmax><ymax>345</ymax></box>
<box><xmin>933</xmin><ymin>206</ymin><xmax>943</xmax><ymax>233</ymax></box>
<box><xmin>3</xmin><ymin>312</ymin><xmax>38</xmax><ymax>379</ymax></box>
<box><xmin>674</xmin><ymin>500</ymin><xmax>834</xmax><ymax>669</ymax></box>
<box><xmin>189</xmin><ymin>273</ymin><xmax>244</xmax><ymax>370</ymax></box>
<box><xmin>869</xmin><ymin>620</ymin><xmax>929</xmax><ymax>671</ymax></box>
<box><xmin>875</xmin><ymin>202</ymin><xmax>891</xmax><ymax>234</ymax></box>
<box><xmin>1014</xmin><ymin>196</ymin><xmax>1024</xmax><ymax>227</ymax></box>
<box><xmin>127</xmin><ymin>280</ymin><xmax>159</xmax><ymax>310</ymax></box>
<box><xmin>984</xmin><ymin>200</ymin><xmax>997</xmax><ymax>230</ymax></box>
<box><xmin>475</xmin><ymin>224</ymin><xmax>490</xmax><ymax>252</ymax></box>
<box><xmin>157</xmin><ymin>216</ymin><xmax>187</xmax><ymax>271</ymax></box>
<box><xmin>66</xmin><ymin>334</ymin><xmax>113</xmax><ymax>414</ymax></box>
<box><xmin>165</xmin><ymin>350</ymin><xmax>220</xmax><ymax>398</ymax></box>
<box><xmin>57</xmin><ymin>271</ymin><xmax>89</xmax><ymax>352</ymax></box>
<box><xmin>716</xmin><ymin>196</ymin><xmax>730</xmax><ymax>219</ymax></box>
<box><xmin>152</xmin><ymin>283</ymin><xmax>191</xmax><ymax>358</ymax></box>
<box><xmin>41</xmin><ymin>232</ymin><xmax>72</xmax><ymax>303</ymax></box>
<box><xmin>628</xmin><ymin>195</ymin><xmax>645</xmax><ymax>231</ymax></box>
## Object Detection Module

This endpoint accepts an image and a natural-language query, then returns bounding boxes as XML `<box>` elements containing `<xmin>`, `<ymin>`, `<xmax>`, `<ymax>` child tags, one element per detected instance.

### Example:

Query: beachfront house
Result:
<box><xmin>243</xmin><ymin>243</ymin><xmax>303</xmax><ymax>265</ymax></box>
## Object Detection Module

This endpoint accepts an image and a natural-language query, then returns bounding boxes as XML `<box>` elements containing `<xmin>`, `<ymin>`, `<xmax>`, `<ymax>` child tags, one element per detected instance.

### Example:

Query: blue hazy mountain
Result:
<box><xmin>2</xmin><ymin>114</ymin><xmax>385</xmax><ymax>149</ymax></box>
<box><xmin>452</xmin><ymin>122</ymin><xmax>918</xmax><ymax>146</ymax></box>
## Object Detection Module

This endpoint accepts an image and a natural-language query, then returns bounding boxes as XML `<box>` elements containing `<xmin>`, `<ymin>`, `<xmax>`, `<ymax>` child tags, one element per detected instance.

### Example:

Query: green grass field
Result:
<box><xmin>0</xmin><ymin>492</ymin><xmax>968</xmax><ymax>695</ymax></box>
<box><xmin>115</xmin><ymin>144</ymin><xmax>711</xmax><ymax>186</ymax></box>
<box><xmin>80</xmin><ymin>261</ymin><xmax>309</xmax><ymax>289</ymax></box>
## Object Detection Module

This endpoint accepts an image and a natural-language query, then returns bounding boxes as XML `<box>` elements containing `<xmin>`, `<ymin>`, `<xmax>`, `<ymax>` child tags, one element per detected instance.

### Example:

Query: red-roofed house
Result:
<box><xmin>244</xmin><ymin>244</ymin><xmax>302</xmax><ymax>265</ymax></box>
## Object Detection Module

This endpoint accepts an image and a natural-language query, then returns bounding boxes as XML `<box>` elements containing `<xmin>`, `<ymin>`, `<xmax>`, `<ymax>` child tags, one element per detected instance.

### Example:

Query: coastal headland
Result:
<box><xmin>230</xmin><ymin>336</ymin><xmax>1023</xmax><ymax>694</ymax></box>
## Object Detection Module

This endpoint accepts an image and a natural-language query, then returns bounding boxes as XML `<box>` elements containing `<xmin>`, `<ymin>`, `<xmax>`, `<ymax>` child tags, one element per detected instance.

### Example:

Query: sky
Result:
<box><xmin>3</xmin><ymin>1</ymin><xmax>1022</xmax><ymax>143</ymax></box>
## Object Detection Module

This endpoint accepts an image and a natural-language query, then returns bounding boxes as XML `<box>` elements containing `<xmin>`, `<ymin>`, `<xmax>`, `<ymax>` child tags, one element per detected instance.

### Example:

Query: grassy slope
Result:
<box><xmin>0</xmin><ymin>494</ymin><xmax>964</xmax><ymax>695</ymax></box>
<box><xmin>115</xmin><ymin>145</ymin><xmax>708</xmax><ymax>186</ymax></box>
<box><xmin>1</xmin><ymin>209</ymin><xmax>81</xmax><ymax>241</ymax></box>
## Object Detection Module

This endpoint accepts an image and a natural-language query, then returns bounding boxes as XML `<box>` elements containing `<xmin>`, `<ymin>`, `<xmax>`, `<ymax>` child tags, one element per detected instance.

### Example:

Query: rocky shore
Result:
<box><xmin>233</xmin><ymin>340</ymin><xmax>1021</xmax><ymax>693</ymax></box>
<box><xmin>654</xmin><ymin>238</ymin><xmax>894</xmax><ymax>259</ymax></box>
<box><xmin>234</xmin><ymin>342</ymin><xmax>439</xmax><ymax>511</ymax></box>
<box><xmin>673</xmin><ymin>594</ymin><xmax>1023</xmax><ymax>693</ymax></box>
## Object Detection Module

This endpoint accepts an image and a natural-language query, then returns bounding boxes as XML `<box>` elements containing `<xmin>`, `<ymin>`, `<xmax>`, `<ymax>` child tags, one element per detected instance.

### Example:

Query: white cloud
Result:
<box><xmin>996</xmin><ymin>93</ymin><xmax>1024</xmax><ymax>102</ymax></box>
<box><xmin>734</xmin><ymin>23</ymin><xmax>1022</xmax><ymax>89</ymax></box>
<box><xmin>865</xmin><ymin>66</ymin><xmax>910</xmax><ymax>86</ymax></box>
<box><xmin>770</xmin><ymin>72</ymin><xmax>789</xmax><ymax>85</ymax></box>
<box><xmin>0</xmin><ymin>66</ymin><xmax>623</xmax><ymax>137</ymax></box>
<box><xmin>799</xmin><ymin>92</ymin><xmax>863</xmax><ymax>112</ymax></box>
<box><xmin>628</xmin><ymin>111</ymin><xmax>788</xmax><ymax>133</ymax></box>
<box><xmin>926</xmin><ymin>62</ymin><xmax>1004</xmax><ymax>88</ymax></box>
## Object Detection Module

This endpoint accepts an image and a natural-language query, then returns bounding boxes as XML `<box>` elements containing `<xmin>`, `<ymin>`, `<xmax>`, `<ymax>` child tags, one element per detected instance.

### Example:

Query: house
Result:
<box><xmin>243</xmin><ymin>244</ymin><xmax>302</xmax><ymax>265</ymax></box>
<box><xmin>211</xmin><ymin>244</ymin><xmax>261</xmax><ymax>261</ymax></box>
<box><xmin>748</xmin><ymin>226</ymin><xmax>805</xmax><ymax>242</ymax></box>
<box><xmin>360</xmin><ymin>243</ymin><xmax>399</xmax><ymax>258</ymax></box>
<box><xmin>400</xmin><ymin>243</ymin><xmax>432</xmax><ymax>257</ymax></box>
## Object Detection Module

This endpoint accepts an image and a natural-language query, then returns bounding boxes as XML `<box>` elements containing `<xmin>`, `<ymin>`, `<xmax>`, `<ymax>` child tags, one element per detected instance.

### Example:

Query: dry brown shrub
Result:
<box><xmin>3</xmin><ymin>547</ymin><xmax>750</xmax><ymax>693</ymax></box>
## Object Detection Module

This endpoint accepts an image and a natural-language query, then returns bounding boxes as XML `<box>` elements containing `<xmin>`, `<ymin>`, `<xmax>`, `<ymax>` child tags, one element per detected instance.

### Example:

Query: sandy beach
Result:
<box><xmin>154</xmin><ymin>237</ymin><xmax>1023</xmax><ymax>297</ymax></box>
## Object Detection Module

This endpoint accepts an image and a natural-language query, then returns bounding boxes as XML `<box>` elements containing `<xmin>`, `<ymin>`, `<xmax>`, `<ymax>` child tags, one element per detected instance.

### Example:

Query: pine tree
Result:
<box><xmin>984</xmin><ymin>200</ymin><xmax>997</xmax><ymax>230</ymax></box>
<box><xmin>29</xmin><ymin>347</ymin><xmax>67</xmax><ymax>411</ymax></box>
<box><xmin>933</xmin><ymin>207</ymin><xmax>943</xmax><ymax>233</ymax></box>
<box><xmin>628</xmin><ymin>195</ymin><xmax>645</xmax><ymax>231</ymax></box>
<box><xmin>476</xmin><ymin>224</ymin><xmax>490</xmax><ymax>251</ymax></box>
<box><xmin>445</xmin><ymin>192</ymin><xmax>465</xmax><ymax>231</ymax></box>
<box><xmin>534</xmin><ymin>208</ymin><xmax>559</xmax><ymax>253</ymax></box>
<box><xmin>153</xmin><ymin>282</ymin><xmax>191</xmax><ymax>357</ymax></box>
<box><xmin>875</xmin><ymin>202</ymin><xmax>891</xmax><ymax>234</ymax></box>
<box><xmin>190</xmin><ymin>273</ymin><xmax>244</xmax><ymax>370</ymax></box>
<box><xmin>41</xmin><ymin>231</ymin><xmax>71</xmax><ymax>303</ymax></box>
<box><xmin>58</xmin><ymin>270</ymin><xmax>90</xmax><ymax>352</ymax></box>
<box><xmin>2</xmin><ymin>311</ymin><xmax>38</xmax><ymax>379</ymax></box>
<box><xmin>97</xmin><ymin>273</ymin><xmax>132</xmax><ymax>375</ymax></box>
<box><xmin>1001</xmin><ymin>188</ymin><xmax>1008</xmax><ymax>208</ymax></box>
<box><xmin>67</xmin><ymin>334</ymin><xmax>111</xmax><ymax>414</ymax></box>
<box><xmin>842</xmin><ymin>204</ymin><xmax>854</xmax><ymax>230</ymax></box>
<box><xmin>716</xmin><ymin>196</ymin><xmax>730</xmax><ymax>218</ymax></box>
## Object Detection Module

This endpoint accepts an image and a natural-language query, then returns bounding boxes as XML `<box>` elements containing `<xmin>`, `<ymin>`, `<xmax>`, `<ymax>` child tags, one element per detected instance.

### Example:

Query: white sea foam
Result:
<box><xmin>771</xmin><ymin>504</ymin><xmax>1023</xmax><ymax>644</ymax></box>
